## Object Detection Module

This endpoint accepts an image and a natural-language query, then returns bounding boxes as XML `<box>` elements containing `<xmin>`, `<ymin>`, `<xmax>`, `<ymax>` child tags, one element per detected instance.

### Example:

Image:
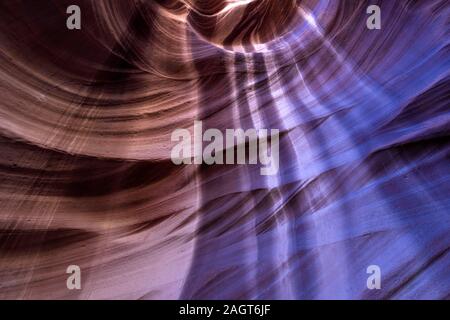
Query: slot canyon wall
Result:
<box><xmin>0</xmin><ymin>0</ymin><xmax>449</xmax><ymax>299</ymax></box>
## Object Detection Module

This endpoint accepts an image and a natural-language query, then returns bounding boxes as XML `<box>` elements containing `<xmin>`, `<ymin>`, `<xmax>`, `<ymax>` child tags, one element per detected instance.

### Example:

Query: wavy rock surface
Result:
<box><xmin>0</xmin><ymin>0</ymin><xmax>449</xmax><ymax>299</ymax></box>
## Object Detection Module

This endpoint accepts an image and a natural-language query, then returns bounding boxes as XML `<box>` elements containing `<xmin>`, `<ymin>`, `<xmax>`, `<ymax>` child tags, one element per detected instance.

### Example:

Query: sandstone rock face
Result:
<box><xmin>0</xmin><ymin>0</ymin><xmax>448</xmax><ymax>300</ymax></box>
